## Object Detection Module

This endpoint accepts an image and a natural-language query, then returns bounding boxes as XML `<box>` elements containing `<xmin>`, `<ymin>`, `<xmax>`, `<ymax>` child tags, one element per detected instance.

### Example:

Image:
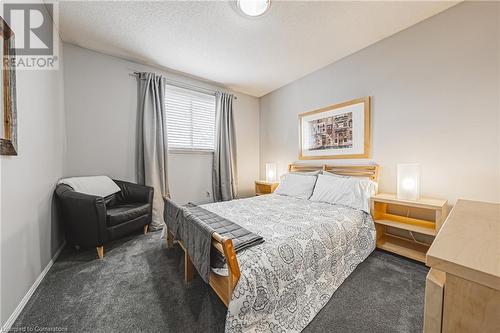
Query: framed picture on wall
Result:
<box><xmin>299</xmin><ymin>97</ymin><xmax>370</xmax><ymax>160</ymax></box>
<box><xmin>1</xmin><ymin>17</ymin><xmax>17</xmax><ymax>156</ymax></box>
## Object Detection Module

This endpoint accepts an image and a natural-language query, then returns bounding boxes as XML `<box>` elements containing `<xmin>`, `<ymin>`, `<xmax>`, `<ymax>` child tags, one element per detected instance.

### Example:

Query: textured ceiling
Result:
<box><xmin>58</xmin><ymin>1</ymin><xmax>458</xmax><ymax>97</ymax></box>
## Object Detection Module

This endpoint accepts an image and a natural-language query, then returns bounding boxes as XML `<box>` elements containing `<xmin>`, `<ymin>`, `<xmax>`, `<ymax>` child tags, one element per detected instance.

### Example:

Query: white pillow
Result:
<box><xmin>279</xmin><ymin>170</ymin><xmax>321</xmax><ymax>180</ymax></box>
<box><xmin>321</xmin><ymin>170</ymin><xmax>348</xmax><ymax>178</ymax></box>
<box><xmin>274</xmin><ymin>173</ymin><xmax>318</xmax><ymax>199</ymax></box>
<box><xmin>309</xmin><ymin>174</ymin><xmax>377</xmax><ymax>213</ymax></box>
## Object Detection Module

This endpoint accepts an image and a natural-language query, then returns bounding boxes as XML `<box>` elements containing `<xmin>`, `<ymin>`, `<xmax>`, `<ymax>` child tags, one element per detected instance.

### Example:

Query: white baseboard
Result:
<box><xmin>1</xmin><ymin>241</ymin><xmax>66</xmax><ymax>332</ymax></box>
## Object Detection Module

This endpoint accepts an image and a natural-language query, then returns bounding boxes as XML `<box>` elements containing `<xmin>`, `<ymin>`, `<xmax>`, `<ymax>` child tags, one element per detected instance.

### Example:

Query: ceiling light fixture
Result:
<box><xmin>237</xmin><ymin>0</ymin><xmax>271</xmax><ymax>17</ymax></box>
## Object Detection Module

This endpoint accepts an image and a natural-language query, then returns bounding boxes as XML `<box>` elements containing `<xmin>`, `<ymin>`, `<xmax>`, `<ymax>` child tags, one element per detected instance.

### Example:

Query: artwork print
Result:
<box><xmin>299</xmin><ymin>97</ymin><xmax>370</xmax><ymax>160</ymax></box>
<box><xmin>0</xmin><ymin>17</ymin><xmax>17</xmax><ymax>155</ymax></box>
<box><xmin>308</xmin><ymin>112</ymin><xmax>353</xmax><ymax>150</ymax></box>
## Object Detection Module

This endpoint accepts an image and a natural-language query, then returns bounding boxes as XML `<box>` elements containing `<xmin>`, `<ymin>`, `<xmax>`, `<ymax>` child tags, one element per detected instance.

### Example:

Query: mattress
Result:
<box><xmin>201</xmin><ymin>194</ymin><xmax>376</xmax><ymax>333</ymax></box>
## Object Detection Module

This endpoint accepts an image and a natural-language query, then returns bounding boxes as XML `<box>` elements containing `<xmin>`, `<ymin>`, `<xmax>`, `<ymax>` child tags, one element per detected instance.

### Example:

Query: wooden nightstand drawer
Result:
<box><xmin>255</xmin><ymin>181</ymin><xmax>279</xmax><ymax>196</ymax></box>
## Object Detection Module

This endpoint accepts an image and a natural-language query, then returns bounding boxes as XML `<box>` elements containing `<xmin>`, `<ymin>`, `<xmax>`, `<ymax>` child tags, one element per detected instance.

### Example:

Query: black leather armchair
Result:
<box><xmin>55</xmin><ymin>180</ymin><xmax>153</xmax><ymax>258</ymax></box>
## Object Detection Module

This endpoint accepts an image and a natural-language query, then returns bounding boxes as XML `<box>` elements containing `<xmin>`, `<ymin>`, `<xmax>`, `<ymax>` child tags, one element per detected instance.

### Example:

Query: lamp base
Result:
<box><xmin>397</xmin><ymin>192</ymin><xmax>420</xmax><ymax>201</ymax></box>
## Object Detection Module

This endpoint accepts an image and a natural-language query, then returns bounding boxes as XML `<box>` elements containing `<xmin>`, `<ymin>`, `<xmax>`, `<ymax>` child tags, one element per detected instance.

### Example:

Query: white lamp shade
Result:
<box><xmin>265</xmin><ymin>163</ymin><xmax>277</xmax><ymax>183</ymax></box>
<box><xmin>397</xmin><ymin>163</ymin><xmax>420</xmax><ymax>201</ymax></box>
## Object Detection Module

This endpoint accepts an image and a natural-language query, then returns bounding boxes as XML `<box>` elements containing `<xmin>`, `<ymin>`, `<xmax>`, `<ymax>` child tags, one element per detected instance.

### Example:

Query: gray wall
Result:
<box><xmin>63</xmin><ymin>44</ymin><xmax>260</xmax><ymax>203</ymax></box>
<box><xmin>260</xmin><ymin>2</ymin><xmax>500</xmax><ymax>204</ymax></box>
<box><xmin>0</xmin><ymin>39</ymin><xmax>66</xmax><ymax>325</ymax></box>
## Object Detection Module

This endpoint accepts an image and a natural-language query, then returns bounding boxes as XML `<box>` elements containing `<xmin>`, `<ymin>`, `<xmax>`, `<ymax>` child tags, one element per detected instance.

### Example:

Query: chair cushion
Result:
<box><xmin>107</xmin><ymin>203</ymin><xmax>150</xmax><ymax>227</ymax></box>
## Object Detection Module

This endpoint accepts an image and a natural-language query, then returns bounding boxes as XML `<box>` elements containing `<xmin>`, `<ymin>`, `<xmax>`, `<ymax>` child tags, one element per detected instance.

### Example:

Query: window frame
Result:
<box><xmin>164</xmin><ymin>83</ymin><xmax>217</xmax><ymax>153</ymax></box>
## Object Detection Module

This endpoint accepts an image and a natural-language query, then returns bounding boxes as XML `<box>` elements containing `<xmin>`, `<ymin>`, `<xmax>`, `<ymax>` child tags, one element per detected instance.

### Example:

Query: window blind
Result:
<box><xmin>165</xmin><ymin>84</ymin><xmax>216</xmax><ymax>151</ymax></box>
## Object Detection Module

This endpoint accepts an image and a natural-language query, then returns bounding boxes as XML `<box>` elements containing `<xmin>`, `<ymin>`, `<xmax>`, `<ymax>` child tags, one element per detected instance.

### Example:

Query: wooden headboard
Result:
<box><xmin>288</xmin><ymin>164</ymin><xmax>380</xmax><ymax>182</ymax></box>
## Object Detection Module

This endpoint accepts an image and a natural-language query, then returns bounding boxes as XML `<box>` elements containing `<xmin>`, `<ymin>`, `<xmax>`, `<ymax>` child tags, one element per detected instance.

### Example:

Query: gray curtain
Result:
<box><xmin>136</xmin><ymin>72</ymin><xmax>170</xmax><ymax>230</ymax></box>
<box><xmin>212</xmin><ymin>92</ymin><xmax>238</xmax><ymax>201</ymax></box>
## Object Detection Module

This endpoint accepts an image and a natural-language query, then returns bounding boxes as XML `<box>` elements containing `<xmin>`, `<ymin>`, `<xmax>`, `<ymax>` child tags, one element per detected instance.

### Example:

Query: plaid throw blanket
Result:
<box><xmin>164</xmin><ymin>198</ymin><xmax>264</xmax><ymax>283</ymax></box>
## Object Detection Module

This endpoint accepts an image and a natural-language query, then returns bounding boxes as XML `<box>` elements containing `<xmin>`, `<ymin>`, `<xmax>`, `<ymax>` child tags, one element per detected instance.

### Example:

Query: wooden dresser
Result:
<box><xmin>424</xmin><ymin>199</ymin><xmax>500</xmax><ymax>332</ymax></box>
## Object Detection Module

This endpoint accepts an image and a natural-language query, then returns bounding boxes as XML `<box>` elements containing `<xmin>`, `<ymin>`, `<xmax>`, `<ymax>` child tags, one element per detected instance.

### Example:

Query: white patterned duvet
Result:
<box><xmin>201</xmin><ymin>194</ymin><xmax>376</xmax><ymax>333</ymax></box>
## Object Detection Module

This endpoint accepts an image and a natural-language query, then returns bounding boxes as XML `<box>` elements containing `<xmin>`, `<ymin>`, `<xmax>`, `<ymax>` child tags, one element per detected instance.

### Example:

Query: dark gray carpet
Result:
<box><xmin>13</xmin><ymin>231</ymin><xmax>427</xmax><ymax>332</ymax></box>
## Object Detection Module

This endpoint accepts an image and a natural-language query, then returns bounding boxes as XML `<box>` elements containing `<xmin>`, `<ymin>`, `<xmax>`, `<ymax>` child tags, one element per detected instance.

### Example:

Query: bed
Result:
<box><xmin>166</xmin><ymin>164</ymin><xmax>379</xmax><ymax>332</ymax></box>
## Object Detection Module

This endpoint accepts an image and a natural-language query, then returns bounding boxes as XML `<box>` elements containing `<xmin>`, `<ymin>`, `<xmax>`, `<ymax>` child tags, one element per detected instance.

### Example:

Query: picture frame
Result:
<box><xmin>299</xmin><ymin>97</ymin><xmax>370</xmax><ymax>160</ymax></box>
<box><xmin>0</xmin><ymin>17</ymin><xmax>17</xmax><ymax>156</ymax></box>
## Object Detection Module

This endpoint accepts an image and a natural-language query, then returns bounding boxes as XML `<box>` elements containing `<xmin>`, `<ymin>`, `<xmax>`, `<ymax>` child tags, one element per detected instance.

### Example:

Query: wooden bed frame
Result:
<box><xmin>166</xmin><ymin>163</ymin><xmax>380</xmax><ymax>306</ymax></box>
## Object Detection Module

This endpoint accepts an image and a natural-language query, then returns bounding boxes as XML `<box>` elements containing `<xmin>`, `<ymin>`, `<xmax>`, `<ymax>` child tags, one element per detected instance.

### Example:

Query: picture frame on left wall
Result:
<box><xmin>299</xmin><ymin>97</ymin><xmax>370</xmax><ymax>160</ymax></box>
<box><xmin>0</xmin><ymin>17</ymin><xmax>17</xmax><ymax>156</ymax></box>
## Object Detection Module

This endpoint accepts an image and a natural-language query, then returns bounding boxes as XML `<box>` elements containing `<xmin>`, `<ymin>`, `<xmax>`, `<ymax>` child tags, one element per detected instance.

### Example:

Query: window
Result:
<box><xmin>165</xmin><ymin>84</ymin><xmax>216</xmax><ymax>151</ymax></box>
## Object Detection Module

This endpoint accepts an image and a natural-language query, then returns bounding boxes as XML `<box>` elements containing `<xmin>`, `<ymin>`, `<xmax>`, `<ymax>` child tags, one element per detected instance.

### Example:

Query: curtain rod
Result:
<box><xmin>129</xmin><ymin>72</ymin><xmax>237</xmax><ymax>100</ymax></box>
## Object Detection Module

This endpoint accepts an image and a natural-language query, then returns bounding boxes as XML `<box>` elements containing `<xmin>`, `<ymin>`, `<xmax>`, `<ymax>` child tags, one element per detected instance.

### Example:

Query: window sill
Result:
<box><xmin>168</xmin><ymin>149</ymin><xmax>214</xmax><ymax>155</ymax></box>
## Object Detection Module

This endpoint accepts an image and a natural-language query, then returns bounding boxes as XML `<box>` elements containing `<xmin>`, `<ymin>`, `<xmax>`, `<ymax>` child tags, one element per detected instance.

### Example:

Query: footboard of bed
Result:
<box><xmin>167</xmin><ymin>230</ymin><xmax>241</xmax><ymax>307</ymax></box>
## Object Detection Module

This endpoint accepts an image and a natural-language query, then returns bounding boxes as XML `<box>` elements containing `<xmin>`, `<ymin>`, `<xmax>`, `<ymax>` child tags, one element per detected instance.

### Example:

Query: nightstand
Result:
<box><xmin>255</xmin><ymin>181</ymin><xmax>279</xmax><ymax>196</ymax></box>
<box><xmin>370</xmin><ymin>193</ymin><xmax>448</xmax><ymax>263</ymax></box>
